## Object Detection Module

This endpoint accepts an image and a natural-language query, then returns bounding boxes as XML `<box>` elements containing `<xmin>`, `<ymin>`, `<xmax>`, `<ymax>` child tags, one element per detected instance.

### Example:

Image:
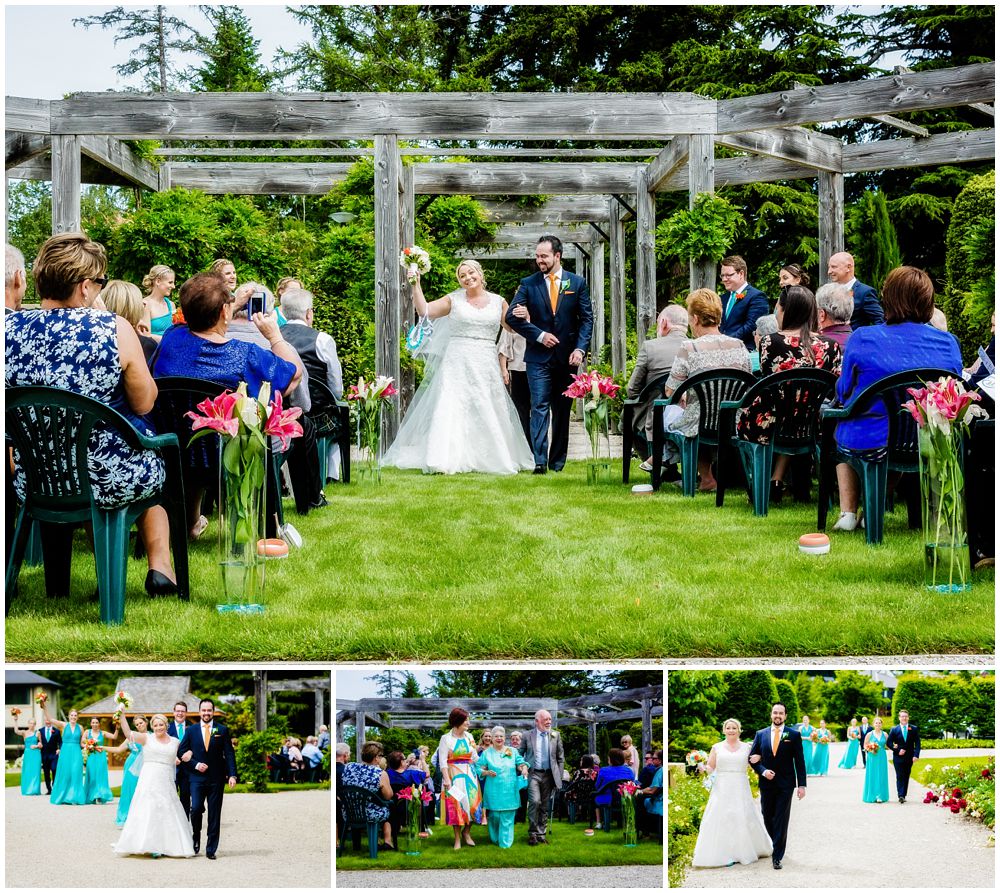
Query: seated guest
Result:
<box><xmin>280</xmin><ymin>287</ymin><xmax>346</xmax><ymax>481</ymax></box>
<box><xmin>627</xmin><ymin>303</ymin><xmax>689</xmax><ymax>470</ymax></box>
<box><xmin>815</xmin><ymin>283</ymin><xmax>855</xmax><ymax>349</ymax></box>
<box><xmin>593</xmin><ymin>748</ymin><xmax>635</xmax><ymax>827</ymax></box>
<box><xmin>153</xmin><ymin>272</ymin><xmax>304</xmax><ymax>533</ymax></box>
<box><xmin>737</xmin><ymin>286</ymin><xmax>842</xmax><ymax>503</ymax></box>
<box><xmin>287</xmin><ymin>738</ymin><xmax>305</xmax><ymax>773</ymax></box>
<box><xmin>5</xmin><ymin>232</ymin><xmax>178</xmax><ymax>595</ymax></box>
<box><xmin>718</xmin><ymin>255</ymin><xmax>769</xmax><ymax>350</ymax></box>
<box><xmin>100</xmin><ymin>279</ymin><xmax>158</xmax><ymax>366</ymax></box>
<box><xmin>142</xmin><ymin>264</ymin><xmax>176</xmax><ymax>338</ymax></box>
<box><xmin>638</xmin><ymin>751</ymin><xmax>659</xmax><ymax>789</ymax></box>
<box><xmin>640</xmin><ymin>750</ymin><xmax>664</xmax><ymax>840</ymax></box>
<box><xmin>750</xmin><ymin>313</ymin><xmax>779</xmax><ymax>374</ymax></box>
<box><xmin>777</xmin><ymin>262</ymin><xmax>810</xmax><ymax>301</ymax></box>
<box><xmin>341</xmin><ymin>742</ymin><xmax>395</xmax><ymax>850</ymax></box>
<box><xmin>301</xmin><ymin>736</ymin><xmax>323</xmax><ymax>771</ymax></box>
<box><xmin>567</xmin><ymin>754</ymin><xmax>599</xmax><ymax>828</ymax></box>
<box><xmin>6</xmin><ymin>243</ymin><xmax>27</xmax><ymax>312</ymax></box>
<box><xmin>832</xmin><ymin>266</ymin><xmax>963</xmax><ymax>531</ymax></box>
<box><xmin>663</xmin><ymin>288</ymin><xmax>752</xmax><ymax>492</ymax></box>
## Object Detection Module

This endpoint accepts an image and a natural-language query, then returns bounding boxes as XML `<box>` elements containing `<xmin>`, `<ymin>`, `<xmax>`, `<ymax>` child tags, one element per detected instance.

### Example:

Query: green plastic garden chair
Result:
<box><xmin>717</xmin><ymin>367</ymin><xmax>838</xmax><ymax>516</ymax></box>
<box><xmin>5</xmin><ymin>385</ymin><xmax>189</xmax><ymax>624</ymax></box>
<box><xmin>816</xmin><ymin>367</ymin><xmax>959</xmax><ymax>545</ymax></box>
<box><xmin>308</xmin><ymin>378</ymin><xmax>352</xmax><ymax>484</ymax></box>
<box><xmin>337</xmin><ymin>784</ymin><xmax>394</xmax><ymax>859</ymax></box>
<box><xmin>621</xmin><ymin>372</ymin><xmax>671</xmax><ymax>484</ymax></box>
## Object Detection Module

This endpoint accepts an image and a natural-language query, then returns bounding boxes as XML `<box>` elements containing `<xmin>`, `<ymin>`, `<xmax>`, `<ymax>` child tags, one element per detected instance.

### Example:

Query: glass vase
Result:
<box><xmin>356</xmin><ymin>405</ymin><xmax>383</xmax><ymax>485</ymax></box>
<box><xmin>218</xmin><ymin>435</ymin><xmax>267</xmax><ymax>613</ymax></box>
<box><xmin>622</xmin><ymin>796</ymin><xmax>638</xmax><ymax>847</ymax></box>
<box><xmin>918</xmin><ymin>427</ymin><xmax>971</xmax><ymax>592</ymax></box>
<box><xmin>583</xmin><ymin>401</ymin><xmax>612</xmax><ymax>484</ymax></box>
<box><xmin>404</xmin><ymin>796</ymin><xmax>421</xmax><ymax>856</ymax></box>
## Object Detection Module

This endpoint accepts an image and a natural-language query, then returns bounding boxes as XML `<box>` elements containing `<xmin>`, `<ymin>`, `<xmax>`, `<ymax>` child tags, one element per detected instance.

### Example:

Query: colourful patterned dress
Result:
<box><xmin>437</xmin><ymin>731</ymin><xmax>484</xmax><ymax>826</ymax></box>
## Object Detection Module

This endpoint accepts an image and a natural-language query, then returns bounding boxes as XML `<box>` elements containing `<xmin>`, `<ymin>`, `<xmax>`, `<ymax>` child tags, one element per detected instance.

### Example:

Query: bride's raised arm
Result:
<box><xmin>119</xmin><ymin>713</ymin><xmax>149</xmax><ymax>747</ymax></box>
<box><xmin>412</xmin><ymin>274</ymin><xmax>452</xmax><ymax>320</ymax></box>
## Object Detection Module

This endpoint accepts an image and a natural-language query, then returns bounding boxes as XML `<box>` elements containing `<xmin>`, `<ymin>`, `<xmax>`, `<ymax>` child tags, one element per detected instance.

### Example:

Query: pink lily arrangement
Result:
<box><xmin>617</xmin><ymin>780</ymin><xmax>640</xmax><ymax>798</ymax></box>
<box><xmin>186</xmin><ymin>382</ymin><xmax>304</xmax><ymax>450</ymax></box>
<box><xmin>348</xmin><ymin>376</ymin><xmax>398</xmax><ymax>481</ymax></box>
<box><xmin>902</xmin><ymin>376</ymin><xmax>985</xmax><ymax>437</ymax></box>
<box><xmin>564</xmin><ymin>369</ymin><xmax>621</xmax><ymax>468</ymax></box>
<box><xmin>563</xmin><ymin>370</ymin><xmax>620</xmax><ymax>403</ymax></box>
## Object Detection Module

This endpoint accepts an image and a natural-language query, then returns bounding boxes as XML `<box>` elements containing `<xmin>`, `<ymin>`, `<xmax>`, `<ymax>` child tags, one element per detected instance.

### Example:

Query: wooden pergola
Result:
<box><xmin>252</xmin><ymin>670</ymin><xmax>329</xmax><ymax>734</ymax></box>
<box><xmin>6</xmin><ymin>63</ymin><xmax>994</xmax><ymax>441</ymax></box>
<box><xmin>335</xmin><ymin>684</ymin><xmax>664</xmax><ymax>761</ymax></box>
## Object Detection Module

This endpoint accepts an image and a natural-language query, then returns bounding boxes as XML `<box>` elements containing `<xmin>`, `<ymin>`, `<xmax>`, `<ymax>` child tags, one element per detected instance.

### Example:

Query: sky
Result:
<box><xmin>3</xmin><ymin>3</ymin><xmax>314</xmax><ymax>99</ymax></box>
<box><xmin>337</xmin><ymin>670</ymin><xmax>437</xmax><ymax>701</ymax></box>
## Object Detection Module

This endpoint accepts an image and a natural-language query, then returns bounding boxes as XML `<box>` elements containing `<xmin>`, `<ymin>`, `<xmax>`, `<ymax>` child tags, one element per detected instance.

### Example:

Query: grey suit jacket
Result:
<box><xmin>519</xmin><ymin>728</ymin><xmax>565</xmax><ymax>789</ymax></box>
<box><xmin>626</xmin><ymin>330</ymin><xmax>688</xmax><ymax>434</ymax></box>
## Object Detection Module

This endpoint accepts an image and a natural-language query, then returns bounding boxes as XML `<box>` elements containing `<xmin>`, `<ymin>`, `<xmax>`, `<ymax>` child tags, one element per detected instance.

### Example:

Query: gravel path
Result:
<box><xmin>681</xmin><ymin>745</ymin><xmax>995</xmax><ymax>888</ymax></box>
<box><xmin>337</xmin><ymin>865</ymin><xmax>663</xmax><ymax>888</ymax></box>
<box><xmin>4</xmin><ymin>785</ymin><xmax>330</xmax><ymax>887</ymax></box>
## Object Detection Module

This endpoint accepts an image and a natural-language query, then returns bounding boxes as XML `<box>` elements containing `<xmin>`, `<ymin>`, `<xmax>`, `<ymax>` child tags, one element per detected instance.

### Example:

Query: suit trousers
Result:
<box><xmin>528</xmin><ymin>768</ymin><xmax>556</xmax><ymax>840</ymax></box>
<box><xmin>190</xmin><ymin>776</ymin><xmax>224</xmax><ymax>855</ymax></box>
<box><xmin>283</xmin><ymin>415</ymin><xmax>322</xmax><ymax>514</ymax></box>
<box><xmin>893</xmin><ymin>756</ymin><xmax>914</xmax><ymax>798</ymax></box>
<box><xmin>526</xmin><ymin>360</ymin><xmax>574</xmax><ymax>469</ymax></box>
<box><xmin>758</xmin><ymin>784</ymin><xmax>793</xmax><ymax>862</ymax></box>
<box><xmin>42</xmin><ymin>754</ymin><xmax>58</xmax><ymax>794</ymax></box>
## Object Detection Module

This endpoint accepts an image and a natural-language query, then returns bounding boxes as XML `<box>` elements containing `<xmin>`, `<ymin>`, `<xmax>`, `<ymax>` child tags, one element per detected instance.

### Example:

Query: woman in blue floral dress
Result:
<box><xmin>341</xmin><ymin>742</ymin><xmax>396</xmax><ymax>850</ymax></box>
<box><xmin>4</xmin><ymin>232</ymin><xmax>178</xmax><ymax>595</ymax></box>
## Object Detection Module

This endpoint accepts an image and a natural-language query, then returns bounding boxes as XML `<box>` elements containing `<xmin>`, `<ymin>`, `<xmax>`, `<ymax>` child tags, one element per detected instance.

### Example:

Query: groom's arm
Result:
<box><xmin>791</xmin><ymin>733</ymin><xmax>807</xmax><ymax>788</ymax></box>
<box><xmin>221</xmin><ymin>727</ymin><xmax>237</xmax><ymax>780</ymax></box>
<box><xmin>748</xmin><ymin>733</ymin><xmax>764</xmax><ymax>776</ymax></box>
<box><xmin>506</xmin><ymin>283</ymin><xmax>544</xmax><ymax>343</ymax></box>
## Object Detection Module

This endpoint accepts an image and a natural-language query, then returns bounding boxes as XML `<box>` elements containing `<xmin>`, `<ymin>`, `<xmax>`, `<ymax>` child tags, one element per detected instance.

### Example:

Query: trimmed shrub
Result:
<box><xmin>717</xmin><ymin>671</ymin><xmax>779</xmax><ymax>736</ymax></box>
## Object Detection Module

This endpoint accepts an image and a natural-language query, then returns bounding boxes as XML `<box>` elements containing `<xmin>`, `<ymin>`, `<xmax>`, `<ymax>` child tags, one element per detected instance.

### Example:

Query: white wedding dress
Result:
<box><xmin>383</xmin><ymin>290</ymin><xmax>534</xmax><ymax>474</ymax></box>
<box><xmin>112</xmin><ymin>734</ymin><xmax>195</xmax><ymax>858</ymax></box>
<box><xmin>692</xmin><ymin>741</ymin><xmax>773</xmax><ymax>867</ymax></box>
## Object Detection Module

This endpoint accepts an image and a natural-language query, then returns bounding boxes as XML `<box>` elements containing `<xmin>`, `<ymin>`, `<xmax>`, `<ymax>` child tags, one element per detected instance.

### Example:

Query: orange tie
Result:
<box><xmin>548</xmin><ymin>273</ymin><xmax>558</xmax><ymax>313</ymax></box>
<box><xmin>772</xmin><ymin>728</ymin><xmax>780</xmax><ymax>755</ymax></box>
<box><xmin>203</xmin><ymin>724</ymin><xmax>211</xmax><ymax>751</ymax></box>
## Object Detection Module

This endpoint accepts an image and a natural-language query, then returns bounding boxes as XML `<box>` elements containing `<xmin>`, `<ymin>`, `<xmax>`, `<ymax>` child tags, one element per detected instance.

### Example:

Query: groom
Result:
<box><xmin>506</xmin><ymin>235</ymin><xmax>593</xmax><ymax>474</ymax></box>
<box><xmin>886</xmin><ymin>709</ymin><xmax>920</xmax><ymax>803</ymax></box>
<box><xmin>749</xmin><ymin>703</ymin><xmax>806</xmax><ymax>870</ymax></box>
<box><xmin>177</xmin><ymin>698</ymin><xmax>237</xmax><ymax>859</ymax></box>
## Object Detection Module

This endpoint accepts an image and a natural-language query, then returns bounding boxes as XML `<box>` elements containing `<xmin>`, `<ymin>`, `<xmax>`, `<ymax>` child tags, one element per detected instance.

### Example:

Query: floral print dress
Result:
<box><xmin>736</xmin><ymin>332</ymin><xmax>843</xmax><ymax>444</ymax></box>
<box><xmin>5</xmin><ymin>307</ymin><xmax>165</xmax><ymax>507</ymax></box>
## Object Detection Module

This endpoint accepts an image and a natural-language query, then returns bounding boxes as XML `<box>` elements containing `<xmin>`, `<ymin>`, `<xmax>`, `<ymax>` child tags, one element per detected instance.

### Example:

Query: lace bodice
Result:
<box><xmin>141</xmin><ymin>733</ymin><xmax>180</xmax><ymax>766</ymax></box>
<box><xmin>449</xmin><ymin>291</ymin><xmax>503</xmax><ymax>340</ymax></box>
<box><xmin>713</xmin><ymin>741</ymin><xmax>751</xmax><ymax>773</ymax></box>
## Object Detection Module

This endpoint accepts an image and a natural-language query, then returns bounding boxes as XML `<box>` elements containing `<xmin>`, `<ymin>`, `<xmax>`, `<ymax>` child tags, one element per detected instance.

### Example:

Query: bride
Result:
<box><xmin>692</xmin><ymin>718</ymin><xmax>773</xmax><ymax>868</ymax></box>
<box><xmin>382</xmin><ymin>260</ymin><xmax>534</xmax><ymax>474</ymax></box>
<box><xmin>112</xmin><ymin>713</ymin><xmax>195</xmax><ymax>858</ymax></box>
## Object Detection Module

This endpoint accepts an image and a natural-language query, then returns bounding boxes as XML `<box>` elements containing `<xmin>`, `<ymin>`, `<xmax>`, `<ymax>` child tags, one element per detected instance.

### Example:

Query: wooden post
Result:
<box><xmin>588</xmin><ymin>721</ymin><xmax>597</xmax><ymax>756</ymax></box>
<box><xmin>688</xmin><ymin>133</ymin><xmax>716</xmax><ymax>291</ymax></box>
<box><xmin>254</xmin><ymin>670</ymin><xmax>267</xmax><ymax>733</ymax></box>
<box><xmin>355</xmin><ymin>710</ymin><xmax>366</xmax><ymax>761</ymax></box>
<box><xmin>50</xmin><ymin>134</ymin><xmax>81</xmax><ymax>234</ymax></box>
<box><xmin>608</xmin><ymin>197</ymin><xmax>627</xmax><ymax>376</ymax></box>
<box><xmin>589</xmin><ymin>238</ymin><xmax>606</xmax><ymax>364</ymax></box>
<box><xmin>818</xmin><ymin>171</ymin><xmax>844</xmax><ymax>283</ymax></box>
<box><xmin>314</xmin><ymin>690</ymin><xmax>325</xmax><ymax>735</ymax></box>
<box><xmin>399</xmin><ymin>163</ymin><xmax>416</xmax><ymax>412</ymax></box>
<box><xmin>635</xmin><ymin>168</ymin><xmax>656</xmax><ymax>346</ymax></box>
<box><xmin>374</xmin><ymin>135</ymin><xmax>401</xmax><ymax>442</ymax></box>
<box><xmin>641</xmin><ymin>698</ymin><xmax>653</xmax><ymax>757</ymax></box>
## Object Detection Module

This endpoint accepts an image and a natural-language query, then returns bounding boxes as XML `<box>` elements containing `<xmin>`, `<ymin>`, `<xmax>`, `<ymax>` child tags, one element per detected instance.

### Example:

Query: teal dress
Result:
<box><xmin>50</xmin><ymin>723</ymin><xmax>86</xmax><ymax>805</ymax></box>
<box><xmin>838</xmin><ymin>729</ymin><xmax>861</xmax><ymax>769</ymax></box>
<box><xmin>116</xmin><ymin>741</ymin><xmax>143</xmax><ymax>825</ymax></box>
<box><xmin>149</xmin><ymin>298</ymin><xmax>176</xmax><ymax>336</ymax></box>
<box><xmin>811</xmin><ymin>730</ymin><xmax>831</xmax><ymax>776</ymax></box>
<box><xmin>475</xmin><ymin>746</ymin><xmax>527</xmax><ymax>849</ymax></box>
<box><xmin>799</xmin><ymin>724</ymin><xmax>815</xmax><ymax>771</ymax></box>
<box><xmin>862</xmin><ymin>732</ymin><xmax>889</xmax><ymax>803</ymax></box>
<box><xmin>84</xmin><ymin>730</ymin><xmax>114</xmax><ymax>804</ymax></box>
<box><xmin>20</xmin><ymin>734</ymin><xmax>42</xmax><ymax>796</ymax></box>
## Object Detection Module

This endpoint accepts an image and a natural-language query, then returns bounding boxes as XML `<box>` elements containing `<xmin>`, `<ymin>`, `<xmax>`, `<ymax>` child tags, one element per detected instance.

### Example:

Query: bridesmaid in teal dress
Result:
<box><xmin>12</xmin><ymin>716</ymin><xmax>42</xmax><ymax>795</ymax></box>
<box><xmin>862</xmin><ymin>718</ymin><xmax>889</xmax><ymax>804</ymax></box>
<box><xmin>44</xmin><ymin>706</ymin><xmax>87</xmax><ymax>805</ymax></box>
<box><xmin>811</xmin><ymin>720</ymin><xmax>832</xmax><ymax>776</ymax></box>
<box><xmin>112</xmin><ymin>715</ymin><xmax>146</xmax><ymax>825</ymax></box>
<box><xmin>838</xmin><ymin>719</ymin><xmax>861</xmax><ymax>769</ymax></box>
<box><xmin>475</xmin><ymin>726</ymin><xmax>528</xmax><ymax>849</ymax></box>
<box><xmin>799</xmin><ymin>715</ymin><xmax>815</xmax><ymax>773</ymax></box>
<box><xmin>83</xmin><ymin>718</ymin><xmax>118</xmax><ymax>804</ymax></box>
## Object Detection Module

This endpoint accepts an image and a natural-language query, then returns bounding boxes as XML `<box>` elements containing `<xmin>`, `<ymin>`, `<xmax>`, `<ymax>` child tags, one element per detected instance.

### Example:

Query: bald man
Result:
<box><xmin>827</xmin><ymin>252</ymin><xmax>884</xmax><ymax>329</ymax></box>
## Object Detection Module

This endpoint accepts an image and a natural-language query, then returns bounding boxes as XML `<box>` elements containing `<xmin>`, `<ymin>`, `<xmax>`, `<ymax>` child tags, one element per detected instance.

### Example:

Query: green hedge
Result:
<box><xmin>717</xmin><ymin>671</ymin><xmax>779</xmax><ymax>736</ymax></box>
<box><xmin>921</xmin><ymin>738</ymin><xmax>994</xmax><ymax>750</ymax></box>
<box><xmin>892</xmin><ymin>674</ymin><xmax>995</xmax><ymax>739</ymax></box>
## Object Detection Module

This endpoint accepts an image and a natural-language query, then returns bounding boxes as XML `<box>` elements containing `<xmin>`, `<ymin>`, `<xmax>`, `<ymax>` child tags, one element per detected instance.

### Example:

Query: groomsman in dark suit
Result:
<box><xmin>169</xmin><ymin>701</ymin><xmax>192</xmax><ymax>817</ymax></box>
<box><xmin>858</xmin><ymin>716</ymin><xmax>872</xmax><ymax>766</ymax></box>
<box><xmin>749</xmin><ymin>703</ymin><xmax>807</xmax><ymax>870</ymax></box>
<box><xmin>506</xmin><ymin>235</ymin><xmax>593</xmax><ymax>474</ymax></box>
<box><xmin>718</xmin><ymin>255</ymin><xmax>769</xmax><ymax>350</ymax></box>
<box><xmin>827</xmin><ymin>251</ymin><xmax>885</xmax><ymax>329</ymax></box>
<box><xmin>38</xmin><ymin>716</ymin><xmax>61</xmax><ymax>795</ymax></box>
<box><xmin>177</xmin><ymin>698</ymin><xmax>237</xmax><ymax>859</ymax></box>
<box><xmin>886</xmin><ymin>709</ymin><xmax>921</xmax><ymax>803</ymax></box>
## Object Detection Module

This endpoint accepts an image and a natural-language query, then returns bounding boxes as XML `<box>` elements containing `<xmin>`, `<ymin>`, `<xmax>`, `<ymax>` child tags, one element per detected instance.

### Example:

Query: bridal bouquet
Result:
<box><xmin>82</xmin><ymin>737</ymin><xmax>99</xmax><ymax>760</ymax></box>
<box><xmin>113</xmin><ymin>690</ymin><xmax>132</xmax><ymax>725</ymax></box>
<box><xmin>617</xmin><ymin>781</ymin><xmax>640</xmax><ymax>847</ymax></box>
<box><xmin>564</xmin><ymin>370</ymin><xmax>621</xmax><ymax>480</ymax></box>
<box><xmin>10</xmin><ymin>708</ymin><xmax>20</xmax><ymax>718</ymax></box>
<box><xmin>347</xmin><ymin>375</ymin><xmax>398</xmax><ymax>483</ymax></box>
<box><xmin>685</xmin><ymin>749</ymin><xmax>708</xmax><ymax>769</ymax></box>
<box><xmin>902</xmin><ymin>376</ymin><xmax>985</xmax><ymax>592</ymax></box>
<box><xmin>400</xmin><ymin>245</ymin><xmax>431</xmax><ymax>285</ymax></box>
<box><xmin>34</xmin><ymin>692</ymin><xmax>47</xmax><ymax>706</ymax></box>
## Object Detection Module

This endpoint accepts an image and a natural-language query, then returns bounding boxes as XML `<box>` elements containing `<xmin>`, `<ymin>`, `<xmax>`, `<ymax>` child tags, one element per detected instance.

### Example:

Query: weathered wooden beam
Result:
<box><xmin>50</xmin><ymin>92</ymin><xmax>717</xmax><ymax>139</ymax></box>
<box><xmin>374</xmin><ymin>135</ymin><xmax>401</xmax><ymax>442</ymax></box>
<box><xmin>413</xmin><ymin>163</ymin><xmax>646</xmax><ymax>195</ymax></box>
<box><xmin>50</xmin><ymin>135</ymin><xmax>81</xmax><ymax>234</ymax></box>
<box><xmin>842</xmin><ymin>128</ymin><xmax>995</xmax><ymax>172</ymax></box>
<box><xmin>80</xmin><ymin>135</ymin><xmax>158</xmax><ymax>191</ymax></box>
<box><xmin>5</xmin><ymin>132</ymin><xmax>50</xmax><ymax>170</ymax></box>
<box><xmin>646</xmin><ymin>135</ymin><xmax>691</xmax><ymax>192</ymax></box>
<box><xmin>151</xmin><ymin>146</ymin><xmax>666</xmax><ymax>159</ymax></box>
<box><xmin>264</xmin><ymin>678</ymin><xmax>329</xmax><ymax>692</ymax></box>
<box><xmin>688</xmin><ymin>134</ymin><xmax>715</xmax><ymax>291</ymax></box>
<box><xmin>479</xmin><ymin>197</ymin><xmax>611</xmax><ymax>224</ymax></box>
<box><xmin>455</xmin><ymin>247</ymin><xmax>543</xmax><ymax>262</ymax></box>
<box><xmin>164</xmin><ymin>162</ymin><xmax>351</xmax><ymax>194</ymax></box>
<box><xmin>715</xmin><ymin>126</ymin><xmax>842</xmax><ymax>173</ymax></box>
<box><xmin>487</xmin><ymin>223</ymin><xmax>601</xmax><ymax>244</ymax></box>
<box><xmin>718</xmin><ymin>63</ymin><xmax>996</xmax><ymax>132</ymax></box>
<box><xmin>793</xmin><ymin>78</ymin><xmax>930</xmax><ymax>138</ymax></box>
<box><xmin>608</xmin><ymin>195</ymin><xmax>627</xmax><ymax>376</ymax></box>
<box><xmin>634</xmin><ymin>167</ymin><xmax>656</xmax><ymax>345</ymax></box>
<box><xmin>590</xmin><ymin>238</ymin><xmax>606</xmax><ymax>363</ymax></box>
<box><xmin>6</xmin><ymin>97</ymin><xmax>50</xmax><ymax>134</ymax></box>
<box><xmin>818</xmin><ymin>171</ymin><xmax>844</xmax><ymax>283</ymax></box>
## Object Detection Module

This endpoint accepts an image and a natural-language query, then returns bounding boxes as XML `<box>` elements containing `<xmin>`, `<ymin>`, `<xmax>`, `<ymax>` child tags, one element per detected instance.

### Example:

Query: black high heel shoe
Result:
<box><xmin>144</xmin><ymin>570</ymin><xmax>178</xmax><ymax>597</ymax></box>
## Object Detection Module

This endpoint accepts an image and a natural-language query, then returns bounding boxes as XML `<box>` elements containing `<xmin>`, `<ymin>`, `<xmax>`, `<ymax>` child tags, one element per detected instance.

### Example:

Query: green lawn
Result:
<box><xmin>336</xmin><ymin>817</ymin><xmax>661</xmax><ymax>870</ymax></box>
<box><xmin>6</xmin><ymin>462</ymin><xmax>994</xmax><ymax>661</ymax></box>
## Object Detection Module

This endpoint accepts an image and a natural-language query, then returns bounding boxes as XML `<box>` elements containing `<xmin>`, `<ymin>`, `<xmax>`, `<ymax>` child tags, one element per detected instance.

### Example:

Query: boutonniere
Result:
<box><xmin>560</xmin><ymin>279</ymin><xmax>572</xmax><ymax>294</ymax></box>
<box><xmin>781</xmin><ymin>732</ymin><xmax>789</xmax><ymax>741</ymax></box>
<box><xmin>503</xmin><ymin>747</ymin><xmax>513</xmax><ymax>758</ymax></box>
<box><xmin>735</xmin><ymin>290</ymin><xmax>747</xmax><ymax>301</ymax></box>
<box><xmin>550</xmin><ymin>730</ymin><xmax>558</xmax><ymax>737</ymax></box>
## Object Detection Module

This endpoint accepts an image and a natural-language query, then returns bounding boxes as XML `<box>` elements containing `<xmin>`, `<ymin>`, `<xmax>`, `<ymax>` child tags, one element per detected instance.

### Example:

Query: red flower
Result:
<box><xmin>396</xmin><ymin>787</ymin><xmax>413</xmax><ymax>801</ymax></box>
<box><xmin>981</xmin><ymin>769</ymin><xmax>992</xmax><ymax>779</ymax></box>
<box><xmin>421</xmin><ymin>790</ymin><xmax>433</xmax><ymax>804</ymax></box>
<box><xmin>950</xmin><ymin>805</ymin><xmax>961</xmax><ymax>813</ymax></box>
<box><xmin>263</xmin><ymin>390</ymin><xmax>304</xmax><ymax>451</ymax></box>
<box><xmin>952</xmin><ymin>787</ymin><xmax>962</xmax><ymax>797</ymax></box>
<box><xmin>186</xmin><ymin>391</ymin><xmax>240</xmax><ymax>438</ymax></box>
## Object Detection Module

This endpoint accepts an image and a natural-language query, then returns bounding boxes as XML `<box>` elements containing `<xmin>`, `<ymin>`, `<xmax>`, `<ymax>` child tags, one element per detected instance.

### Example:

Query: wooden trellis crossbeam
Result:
<box><xmin>479</xmin><ymin>197</ymin><xmax>612</xmax><ymax>223</ymax></box>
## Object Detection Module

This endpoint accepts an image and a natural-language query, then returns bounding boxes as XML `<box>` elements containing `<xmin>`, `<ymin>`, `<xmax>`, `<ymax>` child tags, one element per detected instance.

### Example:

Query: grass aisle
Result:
<box><xmin>6</xmin><ymin>463</ymin><xmax>994</xmax><ymax>661</ymax></box>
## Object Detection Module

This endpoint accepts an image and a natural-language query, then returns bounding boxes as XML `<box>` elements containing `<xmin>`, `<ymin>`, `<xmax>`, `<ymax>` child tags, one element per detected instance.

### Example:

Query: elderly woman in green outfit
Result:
<box><xmin>475</xmin><ymin>726</ymin><xmax>528</xmax><ymax>848</ymax></box>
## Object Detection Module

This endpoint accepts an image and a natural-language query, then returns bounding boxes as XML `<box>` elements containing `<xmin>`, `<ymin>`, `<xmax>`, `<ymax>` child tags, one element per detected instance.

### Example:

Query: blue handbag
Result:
<box><xmin>406</xmin><ymin>315</ymin><xmax>434</xmax><ymax>354</ymax></box>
